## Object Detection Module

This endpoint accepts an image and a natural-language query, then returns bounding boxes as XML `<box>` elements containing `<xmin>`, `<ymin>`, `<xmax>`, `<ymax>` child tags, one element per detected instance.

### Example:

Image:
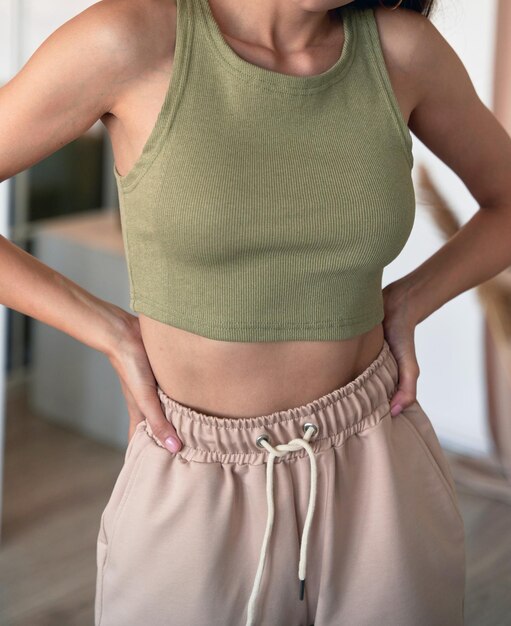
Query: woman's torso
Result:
<box><xmin>102</xmin><ymin>0</ymin><xmax>415</xmax><ymax>419</ymax></box>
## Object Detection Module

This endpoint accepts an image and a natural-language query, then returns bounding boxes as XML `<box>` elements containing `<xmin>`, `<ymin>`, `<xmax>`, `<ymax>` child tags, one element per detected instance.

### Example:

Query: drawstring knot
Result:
<box><xmin>246</xmin><ymin>422</ymin><xmax>319</xmax><ymax>626</ymax></box>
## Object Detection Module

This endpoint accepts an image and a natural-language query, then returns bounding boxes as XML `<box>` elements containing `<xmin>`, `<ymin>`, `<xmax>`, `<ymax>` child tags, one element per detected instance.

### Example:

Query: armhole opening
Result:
<box><xmin>113</xmin><ymin>0</ymin><xmax>193</xmax><ymax>192</ymax></box>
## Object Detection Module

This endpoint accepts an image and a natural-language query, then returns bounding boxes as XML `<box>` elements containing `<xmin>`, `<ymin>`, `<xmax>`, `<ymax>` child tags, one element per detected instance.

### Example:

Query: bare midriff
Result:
<box><xmin>139</xmin><ymin>315</ymin><xmax>385</xmax><ymax>419</ymax></box>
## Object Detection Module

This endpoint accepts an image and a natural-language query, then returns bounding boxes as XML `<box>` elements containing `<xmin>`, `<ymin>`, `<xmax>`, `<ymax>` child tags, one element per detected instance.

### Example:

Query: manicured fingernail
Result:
<box><xmin>164</xmin><ymin>436</ymin><xmax>181</xmax><ymax>453</ymax></box>
<box><xmin>391</xmin><ymin>403</ymin><xmax>402</xmax><ymax>417</ymax></box>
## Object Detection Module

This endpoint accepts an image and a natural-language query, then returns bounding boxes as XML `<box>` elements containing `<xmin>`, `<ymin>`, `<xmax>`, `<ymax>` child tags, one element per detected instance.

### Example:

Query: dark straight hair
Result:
<box><xmin>333</xmin><ymin>0</ymin><xmax>435</xmax><ymax>18</ymax></box>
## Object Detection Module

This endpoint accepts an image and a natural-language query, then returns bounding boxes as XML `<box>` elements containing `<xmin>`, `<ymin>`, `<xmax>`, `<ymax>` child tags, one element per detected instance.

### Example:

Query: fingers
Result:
<box><xmin>110</xmin><ymin>331</ymin><xmax>183</xmax><ymax>455</ymax></box>
<box><xmin>136</xmin><ymin>385</ymin><xmax>183</xmax><ymax>454</ymax></box>
<box><xmin>388</xmin><ymin>350</ymin><xmax>420</xmax><ymax>416</ymax></box>
<box><xmin>120</xmin><ymin>379</ymin><xmax>182</xmax><ymax>453</ymax></box>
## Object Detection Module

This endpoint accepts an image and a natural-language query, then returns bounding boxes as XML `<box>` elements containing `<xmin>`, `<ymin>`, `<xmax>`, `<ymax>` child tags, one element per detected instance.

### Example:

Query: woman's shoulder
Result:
<box><xmin>79</xmin><ymin>0</ymin><xmax>177</xmax><ymax>77</ymax></box>
<box><xmin>368</xmin><ymin>5</ymin><xmax>434</xmax><ymax>75</ymax></box>
<box><xmin>370</xmin><ymin>4</ymin><xmax>454</xmax><ymax>76</ymax></box>
<box><xmin>78</xmin><ymin>0</ymin><xmax>179</xmax><ymax>121</ymax></box>
<box><xmin>366</xmin><ymin>3</ymin><xmax>455</xmax><ymax>116</ymax></box>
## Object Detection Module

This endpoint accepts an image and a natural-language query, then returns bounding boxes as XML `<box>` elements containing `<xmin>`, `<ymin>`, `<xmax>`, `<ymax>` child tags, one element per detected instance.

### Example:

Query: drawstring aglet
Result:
<box><xmin>299</xmin><ymin>578</ymin><xmax>305</xmax><ymax>601</ymax></box>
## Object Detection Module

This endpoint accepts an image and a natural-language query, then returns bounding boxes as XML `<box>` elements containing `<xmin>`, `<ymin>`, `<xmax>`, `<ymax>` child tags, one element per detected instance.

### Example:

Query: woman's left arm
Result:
<box><xmin>382</xmin><ymin>9</ymin><xmax>511</xmax><ymax>414</ymax></box>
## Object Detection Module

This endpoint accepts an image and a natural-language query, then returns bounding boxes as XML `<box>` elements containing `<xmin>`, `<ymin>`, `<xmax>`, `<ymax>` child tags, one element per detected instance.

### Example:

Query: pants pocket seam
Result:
<box><xmin>398</xmin><ymin>412</ymin><xmax>464</xmax><ymax>528</ymax></box>
<box><xmin>97</xmin><ymin>444</ymin><xmax>150</xmax><ymax>625</ymax></box>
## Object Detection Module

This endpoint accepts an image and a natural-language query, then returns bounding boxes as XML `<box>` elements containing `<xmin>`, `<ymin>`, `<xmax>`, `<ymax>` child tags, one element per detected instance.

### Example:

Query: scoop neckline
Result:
<box><xmin>197</xmin><ymin>0</ymin><xmax>356</xmax><ymax>91</ymax></box>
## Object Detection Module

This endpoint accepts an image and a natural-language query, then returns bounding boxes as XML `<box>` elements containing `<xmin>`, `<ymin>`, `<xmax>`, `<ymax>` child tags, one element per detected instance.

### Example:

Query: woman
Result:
<box><xmin>1</xmin><ymin>0</ymin><xmax>510</xmax><ymax>623</ymax></box>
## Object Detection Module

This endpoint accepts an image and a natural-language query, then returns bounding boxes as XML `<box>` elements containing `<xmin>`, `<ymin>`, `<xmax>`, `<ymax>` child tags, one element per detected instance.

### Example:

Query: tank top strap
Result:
<box><xmin>152</xmin><ymin>0</ymin><xmax>194</xmax><ymax>134</ymax></box>
<box><xmin>349</xmin><ymin>6</ymin><xmax>414</xmax><ymax>167</ymax></box>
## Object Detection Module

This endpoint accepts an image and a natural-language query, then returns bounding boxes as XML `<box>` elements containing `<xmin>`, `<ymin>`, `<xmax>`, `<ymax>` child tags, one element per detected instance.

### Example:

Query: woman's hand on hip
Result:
<box><xmin>106</xmin><ymin>313</ymin><xmax>183</xmax><ymax>454</ymax></box>
<box><xmin>382</xmin><ymin>280</ymin><xmax>421</xmax><ymax>417</ymax></box>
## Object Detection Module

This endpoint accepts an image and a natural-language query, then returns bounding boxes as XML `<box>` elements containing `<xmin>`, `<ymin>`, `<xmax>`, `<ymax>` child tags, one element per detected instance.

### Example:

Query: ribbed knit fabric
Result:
<box><xmin>113</xmin><ymin>0</ymin><xmax>415</xmax><ymax>342</ymax></box>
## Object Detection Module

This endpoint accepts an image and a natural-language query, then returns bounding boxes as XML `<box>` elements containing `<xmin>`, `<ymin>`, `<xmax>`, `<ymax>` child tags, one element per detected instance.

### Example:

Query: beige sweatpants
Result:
<box><xmin>95</xmin><ymin>339</ymin><xmax>466</xmax><ymax>626</ymax></box>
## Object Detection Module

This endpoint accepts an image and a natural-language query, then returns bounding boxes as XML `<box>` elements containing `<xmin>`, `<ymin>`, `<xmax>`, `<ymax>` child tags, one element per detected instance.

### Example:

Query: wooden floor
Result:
<box><xmin>0</xmin><ymin>384</ymin><xmax>510</xmax><ymax>626</ymax></box>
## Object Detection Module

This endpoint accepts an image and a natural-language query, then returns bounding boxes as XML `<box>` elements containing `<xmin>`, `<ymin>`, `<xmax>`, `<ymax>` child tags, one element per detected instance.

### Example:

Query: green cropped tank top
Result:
<box><xmin>113</xmin><ymin>0</ymin><xmax>416</xmax><ymax>342</ymax></box>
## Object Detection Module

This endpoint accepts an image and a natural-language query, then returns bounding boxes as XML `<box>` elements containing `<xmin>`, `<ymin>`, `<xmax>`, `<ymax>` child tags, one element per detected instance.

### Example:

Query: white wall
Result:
<box><xmin>384</xmin><ymin>0</ymin><xmax>499</xmax><ymax>457</ymax></box>
<box><xmin>0</xmin><ymin>1</ymin><xmax>14</xmax><ymax>78</ymax></box>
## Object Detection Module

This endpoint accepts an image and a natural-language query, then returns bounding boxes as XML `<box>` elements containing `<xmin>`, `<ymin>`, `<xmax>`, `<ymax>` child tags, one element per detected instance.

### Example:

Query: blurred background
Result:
<box><xmin>0</xmin><ymin>1</ymin><xmax>510</xmax><ymax>625</ymax></box>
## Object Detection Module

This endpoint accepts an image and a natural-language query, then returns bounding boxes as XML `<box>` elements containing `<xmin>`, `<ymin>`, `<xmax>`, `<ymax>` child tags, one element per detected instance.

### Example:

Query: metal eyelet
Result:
<box><xmin>256</xmin><ymin>433</ymin><xmax>271</xmax><ymax>448</ymax></box>
<box><xmin>303</xmin><ymin>422</ymin><xmax>319</xmax><ymax>437</ymax></box>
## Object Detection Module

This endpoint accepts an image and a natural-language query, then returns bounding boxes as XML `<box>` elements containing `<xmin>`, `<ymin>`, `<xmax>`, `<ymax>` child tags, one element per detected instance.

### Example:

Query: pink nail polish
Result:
<box><xmin>391</xmin><ymin>403</ymin><xmax>402</xmax><ymax>417</ymax></box>
<box><xmin>165</xmin><ymin>436</ymin><xmax>181</xmax><ymax>453</ymax></box>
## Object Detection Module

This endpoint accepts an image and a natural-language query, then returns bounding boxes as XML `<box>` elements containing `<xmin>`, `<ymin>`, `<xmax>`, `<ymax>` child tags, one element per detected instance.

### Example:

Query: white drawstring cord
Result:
<box><xmin>246</xmin><ymin>423</ymin><xmax>319</xmax><ymax>626</ymax></box>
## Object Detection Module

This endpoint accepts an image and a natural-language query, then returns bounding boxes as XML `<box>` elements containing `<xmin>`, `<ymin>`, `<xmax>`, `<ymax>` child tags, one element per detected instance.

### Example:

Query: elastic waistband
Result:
<box><xmin>146</xmin><ymin>338</ymin><xmax>398</xmax><ymax>464</ymax></box>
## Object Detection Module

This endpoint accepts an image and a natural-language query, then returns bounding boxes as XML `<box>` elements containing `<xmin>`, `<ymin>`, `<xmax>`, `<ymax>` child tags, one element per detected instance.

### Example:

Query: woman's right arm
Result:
<box><xmin>0</xmin><ymin>0</ymin><xmax>183</xmax><ymax>452</ymax></box>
